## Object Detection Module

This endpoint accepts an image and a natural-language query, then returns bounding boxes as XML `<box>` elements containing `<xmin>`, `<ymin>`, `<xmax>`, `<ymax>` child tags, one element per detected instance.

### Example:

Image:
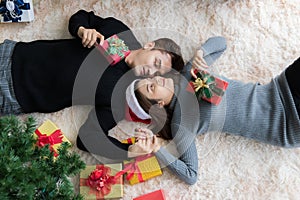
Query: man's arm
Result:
<box><xmin>76</xmin><ymin>107</ymin><xmax>130</xmax><ymax>160</ymax></box>
<box><xmin>68</xmin><ymin>10</ymin><xmax>103</xmax><ymax>38</ymax></box>
<box><xmin>69</xmin><ymin>10</ymin><xmax>132</xmax><ymax>39</ymax></box>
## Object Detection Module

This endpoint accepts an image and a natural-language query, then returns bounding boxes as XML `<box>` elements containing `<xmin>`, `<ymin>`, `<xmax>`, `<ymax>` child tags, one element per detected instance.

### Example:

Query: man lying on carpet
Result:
<box><xmin>121</xmin><ymin>51</ymin><xmax>300</xmax><ymax>185</ymax></box>
<box><xmin>0</xmin><ymin>9</ymin><xmax>226</xmax><ymax>160</ymax></box>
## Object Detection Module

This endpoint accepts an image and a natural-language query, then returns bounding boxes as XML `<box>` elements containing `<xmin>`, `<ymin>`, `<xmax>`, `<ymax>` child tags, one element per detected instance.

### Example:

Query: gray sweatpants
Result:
<box><xmin>0</xmin><ymin>39</ymin><xmax>23</xmax><ymax>115</ymax></box>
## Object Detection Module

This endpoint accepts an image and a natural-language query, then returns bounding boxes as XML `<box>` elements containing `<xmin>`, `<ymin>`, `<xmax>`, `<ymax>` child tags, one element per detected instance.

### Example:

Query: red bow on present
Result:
<box><xmin>35</xmin><ymin>129</ymin><xmax>63</xmax><ymax>157</ymax></box>
<box><xmin>87</xmin><ymin>165</ymin><xmax>116</xmax><ymax>196</ymax></box>
<box><xmin>80</xmin><ymin>165</ymin><xmax>122</xmax><ymax>199</ymax></box>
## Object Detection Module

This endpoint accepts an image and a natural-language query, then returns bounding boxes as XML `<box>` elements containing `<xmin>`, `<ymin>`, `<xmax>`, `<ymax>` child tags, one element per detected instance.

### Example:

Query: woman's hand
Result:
<box><xmin>128</xmin><ymin>135</ymin><xmax>161</xmax><ymax>158</ymax></box>
<box><xmin>190</xmin><ymin>49</ymin><xmax>208</xmax><ymax>79</ymax></box>
<box><xmin>134</xmin><ymin>127</ymin><xmax>153</xmax><ymax>140</ymax></box>
<box><xmin>77</xmin><ymin>26</ymin><xmax>104</xmax><ymax>48</ymax></box>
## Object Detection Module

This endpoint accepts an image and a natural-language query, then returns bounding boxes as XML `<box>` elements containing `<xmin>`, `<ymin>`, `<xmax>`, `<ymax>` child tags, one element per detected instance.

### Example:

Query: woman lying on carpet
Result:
<box><xmin>122</xmin><ymin>53</ymin><xmax>300</xmax><ymax>185</ymax></box>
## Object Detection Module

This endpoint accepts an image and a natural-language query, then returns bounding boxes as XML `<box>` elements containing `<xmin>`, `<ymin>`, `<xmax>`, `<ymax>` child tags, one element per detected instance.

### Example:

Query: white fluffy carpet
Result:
<box><xmin>1</xmin><ymin>0</ymin><xmax>300</xmax><ymax>199</ymax></box>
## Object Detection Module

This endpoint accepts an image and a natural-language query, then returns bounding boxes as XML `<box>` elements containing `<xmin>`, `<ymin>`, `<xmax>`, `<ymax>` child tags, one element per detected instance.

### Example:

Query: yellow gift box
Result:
<box><xmin>123</xmin><ymin>154</ymin><xmax>162</xmax><ymax>185</ymax></box>
<box><xmin>34</xmin><ymin>120</ymin><xmax>70</xmax><ymax>157</ymax></box>
<box><xmin>80</xmin><ymin>163</ymin><xmax>123</xmax><ymax>199</ymax></box>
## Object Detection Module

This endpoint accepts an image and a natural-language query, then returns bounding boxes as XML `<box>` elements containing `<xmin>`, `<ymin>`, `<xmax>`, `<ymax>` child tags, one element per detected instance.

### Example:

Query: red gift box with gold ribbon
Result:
<box><xmin>34</xmin><ymin>120</ymin><xmax>70</xmax><ymax>157</ymax></box>
<box><xmin>187</xmin><ymin>69</ymin><xmax>228</xmax><ymax>105</ymax></box>
<box><xmin>80</xmin><ymin>164</ymin><xmax>123</xmax><ymax>199</ymax></box>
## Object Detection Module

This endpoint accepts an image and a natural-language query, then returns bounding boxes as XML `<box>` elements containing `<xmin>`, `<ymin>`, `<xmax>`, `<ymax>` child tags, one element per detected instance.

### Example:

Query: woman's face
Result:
<box><xmin>136</xmin><ymin>76</ymin><xmax>175</xmax><ymax>106</ymax></box>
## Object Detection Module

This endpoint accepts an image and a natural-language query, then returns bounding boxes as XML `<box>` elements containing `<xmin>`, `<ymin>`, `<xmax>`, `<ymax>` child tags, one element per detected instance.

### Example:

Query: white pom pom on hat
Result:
<box><xmin>126</xmin><ymin>79</ymin><xmax>151</xmax><ymax>120</ymax></box>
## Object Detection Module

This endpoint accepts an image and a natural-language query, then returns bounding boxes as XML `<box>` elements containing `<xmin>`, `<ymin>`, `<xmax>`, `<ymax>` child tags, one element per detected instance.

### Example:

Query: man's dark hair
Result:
<box><xmin>152</xmin><ymin>38</ymin><xmax>185</xmax><ymax>72</ymax></box>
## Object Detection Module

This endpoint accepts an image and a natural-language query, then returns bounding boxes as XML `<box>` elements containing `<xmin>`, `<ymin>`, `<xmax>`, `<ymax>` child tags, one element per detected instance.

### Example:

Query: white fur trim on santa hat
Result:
<box><xmin>126</xmin><ymin>79</ymin><xmax>151</xmax><ymax>120</ymax></box>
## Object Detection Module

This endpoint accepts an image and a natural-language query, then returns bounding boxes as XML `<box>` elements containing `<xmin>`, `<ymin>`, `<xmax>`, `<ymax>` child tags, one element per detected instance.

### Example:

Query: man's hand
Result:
<box><xmin>190</xmin><ymin>49</ymin><xmax>208</xmax><ymax>78</ymax></box>
<box><xmin>77</xmin><ymin>26</ymin><xmax>104</xmax><ymax>48</ymax></box>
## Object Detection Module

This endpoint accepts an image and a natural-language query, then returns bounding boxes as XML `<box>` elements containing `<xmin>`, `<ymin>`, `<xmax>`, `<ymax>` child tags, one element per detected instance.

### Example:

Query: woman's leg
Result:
<box><xmin>285</xmin><ymin>57</ymin><xmax>300</xmax><ymax>116</ymax></box>
<box><xmin>0</xmin><ymin>40</ymin><xmax>23</xmax><ymax>115</ymax></box>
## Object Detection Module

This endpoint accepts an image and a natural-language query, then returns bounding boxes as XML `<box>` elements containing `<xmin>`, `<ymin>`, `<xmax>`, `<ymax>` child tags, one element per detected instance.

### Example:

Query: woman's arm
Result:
<box><xmin>201</xmin><ymin>36</ymin><xmax>227</xmax><ymax>66</ymax></box>
<box><xmin>154</xmin><ymin>124</ymin><xmax>199</xmax><ymax>185</ymax></box>
<box><xmin>185</xmin><ymin>36</ymin><xmax>227</xmax><ymax>78</ymax></box>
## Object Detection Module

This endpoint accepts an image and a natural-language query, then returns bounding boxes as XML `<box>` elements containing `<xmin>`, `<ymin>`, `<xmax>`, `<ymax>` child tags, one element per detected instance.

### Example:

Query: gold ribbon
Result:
<box><xmin>193</xmin><ymin>77</ymin><xmax>210</xmax><ymax>92</ymax></box>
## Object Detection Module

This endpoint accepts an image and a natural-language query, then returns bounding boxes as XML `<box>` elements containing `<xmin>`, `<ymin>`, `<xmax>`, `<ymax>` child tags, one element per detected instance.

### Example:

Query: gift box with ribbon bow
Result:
<box><xmin>0</xmin><ymin>0</ymin><xmax>34</xmax><ymax>22</ymax></box>
<box><xmin>34</xmin><ymin>120</ymin><xmax>70</xmax><ymax>157</ymax></box>
<box><xmin>96</xmin><ymin>34</ymin><xmax>130</xmax><ymax>66</ymax></box>
<box><xmin>187</xmin><ymin>69</ymin><xmax>228</xmax><ymax>105</ymax></box>
<box><xmin>122</xmin><ymin>154</ymin><xmax>162</xmax><ymax>185</ymax></box>
<box><xmin>80</xmin><ymin>163</ymin><xmax>123</xmax><ymax>200</ymax></box>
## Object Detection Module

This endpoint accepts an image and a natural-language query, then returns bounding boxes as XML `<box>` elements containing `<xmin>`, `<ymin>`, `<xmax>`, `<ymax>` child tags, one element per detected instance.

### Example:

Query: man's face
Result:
<box><xmin>132</xmin><ymin>48</ymin><xmax>172</xmax><ymax>77</ymax></box>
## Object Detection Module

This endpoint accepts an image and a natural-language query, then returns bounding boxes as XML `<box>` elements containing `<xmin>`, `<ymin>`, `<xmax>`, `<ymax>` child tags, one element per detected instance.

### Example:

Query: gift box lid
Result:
<box><xmin>133</xmin><ymin>189</ymin><xmax>166</xmax><ymax>200</ymax></box>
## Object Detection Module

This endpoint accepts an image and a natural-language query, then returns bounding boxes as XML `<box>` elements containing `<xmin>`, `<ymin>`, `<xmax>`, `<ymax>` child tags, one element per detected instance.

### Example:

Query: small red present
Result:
<box><xmin>96</xmin><ymin>34</ymin><xmax>130</xmax><ymax>65</ymax></box>
<box><xmin>80</xmin><ymin>163</ymin><xmax>123</xmax><ymax>199</ymax></box>
<box><xmin>187</xmin><ymin>69</ymin><xmax>228</xmax><ymax>105</ymax></box>
<box><xmin>121</xmin><ymin>137</ymin><xmax>137</xmax><ymax>144</ymax></box>
<box><xmin>133</xmin><ymin>189</ymin><xmax>166</xmax><ymax>200</ymax></box>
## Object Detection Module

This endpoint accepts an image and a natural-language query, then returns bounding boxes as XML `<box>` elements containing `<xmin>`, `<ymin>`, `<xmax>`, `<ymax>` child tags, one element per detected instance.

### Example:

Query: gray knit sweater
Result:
<box><xmin>155</xmin><ymin>63</ymin><xmax>300</xmax><ymax>185</ymax></box>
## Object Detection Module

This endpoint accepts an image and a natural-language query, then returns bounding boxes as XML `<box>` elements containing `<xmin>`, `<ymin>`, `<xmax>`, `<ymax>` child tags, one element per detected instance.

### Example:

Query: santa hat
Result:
<box><xmin>125</xmin><ymin>105</ymin><xmax>151</xmax><ymax>124</ymax></box>
<box><xmin>125</xmin><ymin>79</ymin><xmax>151</xmax><ymax>123</ymax></box>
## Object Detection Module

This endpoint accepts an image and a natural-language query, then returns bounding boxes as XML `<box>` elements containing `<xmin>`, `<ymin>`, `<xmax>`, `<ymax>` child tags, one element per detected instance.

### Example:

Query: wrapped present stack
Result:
<box><xmin>0</xmin><ymin>0</ymin><xmax>34</xmax><ymax>22</ymax></box>
<box><xmin>123</xmin><ymin>154</ymin><xmax>162</xmax><ymax>185</ymax></box>
<box><xmin>34</xmin><ymin>120</ymin><xmax>70</xmax><ymax>157</ymax></box>
<box><xmin>80</xmin><ymin>164</ymin><xmax>123</xmax><ymax>200</ymax></box>
<box><xmin>187</xmin><ymin>69</ymin><xmax>228</xmax><ymax>105</ymax></box>
<box><xmin>96</xmin><ymin>34</ymin><xmax>131</xmax><ymax>65</ymax></box>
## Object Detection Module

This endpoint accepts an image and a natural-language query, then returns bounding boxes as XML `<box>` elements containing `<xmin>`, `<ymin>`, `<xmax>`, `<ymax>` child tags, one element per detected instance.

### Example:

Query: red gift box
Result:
<box><xmin>96</xmin><ymin>34</ymin><xmax>130</xmax><ymax>65</ymax></box>
<box><xmin>133</xmin><ymin>189</ymin><xmax>166</xmax><ymax>200</ymax></box>
<box><xmin>187</xmin><ymin>69</ymin><xmax>228</xmax><ymax>105</ymax></box>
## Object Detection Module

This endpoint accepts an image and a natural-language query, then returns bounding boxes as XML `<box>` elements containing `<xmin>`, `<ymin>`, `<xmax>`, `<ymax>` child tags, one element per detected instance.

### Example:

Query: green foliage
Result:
<box><xmin>0</xmin><ymin>116</ymin><xmax>86</xmax><ymax>200</ymax></box>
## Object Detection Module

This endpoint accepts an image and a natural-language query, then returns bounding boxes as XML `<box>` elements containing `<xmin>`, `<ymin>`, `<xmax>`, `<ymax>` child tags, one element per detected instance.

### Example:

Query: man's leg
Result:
<box><xmin>0</xmin><ymin>40</ymin><xmax>23</xmax><ymax>115</ymax></box>
<box><xmin>285</xmin><ymin>57</ymin><xmax>300</xmax><ymax>116</ymax></box>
